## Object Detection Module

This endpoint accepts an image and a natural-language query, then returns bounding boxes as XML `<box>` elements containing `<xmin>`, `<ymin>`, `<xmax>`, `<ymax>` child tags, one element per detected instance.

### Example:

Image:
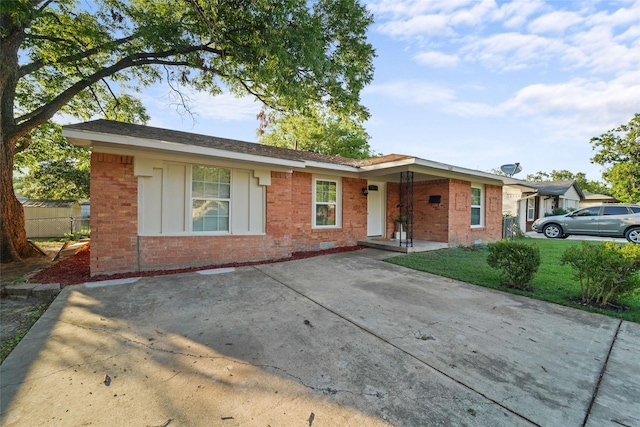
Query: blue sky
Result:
<box><xmin>138</xmin><ymin>0</ymin><xmax>640</xmax><ymax>181</ymax></box>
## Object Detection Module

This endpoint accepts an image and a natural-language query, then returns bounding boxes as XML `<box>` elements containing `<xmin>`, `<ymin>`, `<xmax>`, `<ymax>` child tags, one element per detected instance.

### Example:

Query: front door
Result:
<box><xmin>367</xmin><ymin>181</ymin><xmax>385</xmax><ymax>237</ymax></box>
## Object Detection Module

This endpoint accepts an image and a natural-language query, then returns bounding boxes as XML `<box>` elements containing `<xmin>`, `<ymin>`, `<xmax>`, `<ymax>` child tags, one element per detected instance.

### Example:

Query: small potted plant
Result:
<box><xmin>390</xmin><ymin>213</ymin><xmax>409</xmax><ymax>240</ymax></box>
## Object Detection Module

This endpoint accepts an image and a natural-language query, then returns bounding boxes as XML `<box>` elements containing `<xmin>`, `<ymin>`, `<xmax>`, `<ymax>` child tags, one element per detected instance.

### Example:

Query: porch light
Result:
<box><xmin>361</xmin><ymin>187</ymin><xmax>369</xmax><ymax>196</ymax></box>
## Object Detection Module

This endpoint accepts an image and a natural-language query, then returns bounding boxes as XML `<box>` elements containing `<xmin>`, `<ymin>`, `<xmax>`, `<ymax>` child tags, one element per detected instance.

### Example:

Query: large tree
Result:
<box><xmin>0</xmin><ymin>0</ymin><xmax>375</xmax><ymax>262</ymax></box>
<box><xmin>524</xmin><ymin>170</ymin><xmax>609</xmax><ymax>195</ymax></box>
<box><xmin>15</xmin><ymin>95</ymin><xmax>149</xmax><ymax>201</ymax></box>
<box><xmin>257</xmin><ymin>106</ymin><xmax>373</xmax><ymax>159</ymax></box>
<box><xmin>590</xmin><ymin>114</ymin><xmax>640</xmax><ymax>203</ymax></box>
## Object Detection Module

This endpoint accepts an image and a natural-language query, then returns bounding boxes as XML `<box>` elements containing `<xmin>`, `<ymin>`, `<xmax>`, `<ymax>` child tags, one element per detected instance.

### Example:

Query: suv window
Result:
<box><xmin>603</xmin><ymin>206</ymin><xmax>629</xmax><ymax>215</ymax></box>
<box><xmin>573</xmin><ymin>207</ymin><xmax>601</xmax><ymax>217</ymax></box>
<box><xmin>631</xmin><ymin>206</ymin><xmax>640</xmax><ymax>214</ymax></box>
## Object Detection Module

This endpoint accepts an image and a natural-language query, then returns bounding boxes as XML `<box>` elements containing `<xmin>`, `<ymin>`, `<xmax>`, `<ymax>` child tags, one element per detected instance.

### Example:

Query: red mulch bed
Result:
<box><xmin>30</xmin><ymin>244</ymin><xmax>365</xmax><ymax>286</ymax></box>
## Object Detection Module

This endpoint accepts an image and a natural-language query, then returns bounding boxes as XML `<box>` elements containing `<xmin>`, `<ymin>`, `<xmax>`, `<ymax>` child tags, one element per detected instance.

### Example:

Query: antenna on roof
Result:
<box><xmin>500</xmin><ymin>162</ymin><xmax>522</xmax><ymax>177</ymax></box>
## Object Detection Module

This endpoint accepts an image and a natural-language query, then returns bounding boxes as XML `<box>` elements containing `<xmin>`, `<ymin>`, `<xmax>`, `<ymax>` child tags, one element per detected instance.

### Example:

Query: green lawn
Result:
<box><xmin>385</xmin><ymin>238</ymin><xmax>640</xmax><ymax>323</ymax></box>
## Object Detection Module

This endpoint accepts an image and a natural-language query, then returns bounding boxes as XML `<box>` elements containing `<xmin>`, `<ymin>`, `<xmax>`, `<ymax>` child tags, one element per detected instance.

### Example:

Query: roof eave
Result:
<box><xmin>63</xmin><ymin>127</ymin><xmax>307</xmax><ymax>169</ymax></box>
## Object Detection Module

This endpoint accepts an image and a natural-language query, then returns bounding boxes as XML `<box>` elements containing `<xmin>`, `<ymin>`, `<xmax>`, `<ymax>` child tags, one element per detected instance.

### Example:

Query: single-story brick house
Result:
<box><xmin>502</xmin><ymin>179</ymin><xmax>584</xmax><ymax>232</ymax></box>
<box><xmin>63</xmin><ymin>120</ymin><xmax>505</xmax><ymax>276</ymax></box>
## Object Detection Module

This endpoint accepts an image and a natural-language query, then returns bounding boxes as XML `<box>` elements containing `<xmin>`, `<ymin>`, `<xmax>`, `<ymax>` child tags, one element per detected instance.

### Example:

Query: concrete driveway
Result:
<box><xmin>1</xmin><ymin>248</ymin><xmax>638</xmax><ymax>426</ymax></box>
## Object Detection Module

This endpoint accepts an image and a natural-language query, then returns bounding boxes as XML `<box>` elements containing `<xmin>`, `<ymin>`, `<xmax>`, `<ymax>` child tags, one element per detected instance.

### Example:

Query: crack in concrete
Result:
<box><xmin>254</xmin><ymin>265</ymin><xmax>542</xmax><ymax>427</ymax></box>
<box><xmin>581</xmin><ymin>319</ymin><xmax>623</xmax><ymax>427</ymax></box>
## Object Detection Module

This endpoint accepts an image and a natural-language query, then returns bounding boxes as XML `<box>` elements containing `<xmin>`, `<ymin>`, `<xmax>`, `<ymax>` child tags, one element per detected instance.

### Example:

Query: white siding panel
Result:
<box><xmin>564</xmin><ymin>186</ymin><xmax>581</xmax><ymax>201</ymax></box>
<box><xmin>164</xmin><ymin>164</ymin><xmax>186</xmax><ymax>232</ymax></box>
<box><xmin>232</xmin><ymin>170</ymin><xmax>251</xmax><ymax>234</ymax></box>
<box><xmin>231</xmin><ymin>169</ymin><xmax>265</xmax><ymax>234</ymax></box>
<box><xmin>250</xmin><ymin>177</ymin><xmax>265</xmax><ymax>234</ymax></box>
<box><xmin>139</xmin><ymin>168</ymin><xmax>163</xmax><ymax>234</ymax></box>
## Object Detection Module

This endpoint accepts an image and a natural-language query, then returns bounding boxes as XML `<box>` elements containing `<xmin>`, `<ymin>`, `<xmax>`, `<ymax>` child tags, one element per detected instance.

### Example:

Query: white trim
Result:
<box><xmin>312</xmin><ymin>176</ymin><xmax>342</xmax><ymax>229</ymax></box>
<box><xmin>526</xmin><ymin>198</ymin><xmax>535</xmax><ymax>221</ymax></box>
<box><xmin>471</xmin><ymin>184</ymin><xmax>484</xmax><ymax>227</ymax></box>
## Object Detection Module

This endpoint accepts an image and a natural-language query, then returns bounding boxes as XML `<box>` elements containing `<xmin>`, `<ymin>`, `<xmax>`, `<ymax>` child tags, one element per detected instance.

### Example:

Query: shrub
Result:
<box><xmin>561</xmin><ymin>242</ymin><xmax>640</xmax><ymax>306</ymax></box>
<box><xmin>487</xmin><ymin>240</ymin><xmax>541</xmax><ymax>289</ymax></box>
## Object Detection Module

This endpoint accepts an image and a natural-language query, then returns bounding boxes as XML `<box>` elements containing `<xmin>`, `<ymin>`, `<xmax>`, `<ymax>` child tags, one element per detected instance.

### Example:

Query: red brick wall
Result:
<box><xmin>414</xmin><ymin>180</ymin><xmax>450</xmax><ymax>242</ymax></box>
<box><xmin>89</xmin><ymin>165</ymin><xmax>367</xmax><ymax>275</ymax></box>
<box><xmin>447</xmin><ymin>180</ymin><xmax>503</xmax><ymax>246</ymax></box>
<box><xmin>385</xmin><ymin>178</ymin><xmax>503</xmax><ymax>246</ymax></box>
<box><xmin>89</xmin><ymin>156</ymin><xmax>501</xmax><ymax>274</ymax></box>
<box><xmin>290</xmin><ymin>172</ymin><xmax>367</xmax><ymax>252</ymax></box>
<box><xmin>90</xmin><ymin>153</ymin><xmax>138</xmax><ymax>274</ymax></box>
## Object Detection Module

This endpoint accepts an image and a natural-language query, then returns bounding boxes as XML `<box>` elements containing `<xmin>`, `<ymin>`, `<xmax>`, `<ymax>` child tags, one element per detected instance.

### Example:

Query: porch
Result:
<box><xmin>358</xmin><ymin>238</ymin><xmax>449</xmax><ymax>254</ymax></box>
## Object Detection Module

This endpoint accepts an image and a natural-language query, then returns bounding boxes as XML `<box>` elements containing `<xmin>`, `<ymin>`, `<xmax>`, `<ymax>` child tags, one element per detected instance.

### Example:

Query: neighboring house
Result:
<box><xmin>502</xmin><ymin>179</ymin><xmax>584</xmax><ymax>232</ymax></box>
<box><xmin>580</xmin><ymin>192</ymin><xmax>618</xmax><ymax>207</ymax></box>
<box><xmin>80</xmin><ymin>200</ymin><xmax>91</xmax><ymax>218</ymax></box>
<box><xmin>63</xmin><ymin>120</ymin><xmax>506</xmax><ymax>276</ymax></box>
<box><xmin>18</xmin><ymin>196</ymin><xmax>82</xmax><ymax>238</ymax></box>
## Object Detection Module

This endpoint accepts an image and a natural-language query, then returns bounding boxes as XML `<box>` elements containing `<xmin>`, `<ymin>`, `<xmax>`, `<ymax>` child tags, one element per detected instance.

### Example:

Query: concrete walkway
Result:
<box><xmin>1</xmin><ymin>249</ymin><xmax>638</xmax><ymax>426</ymax></box>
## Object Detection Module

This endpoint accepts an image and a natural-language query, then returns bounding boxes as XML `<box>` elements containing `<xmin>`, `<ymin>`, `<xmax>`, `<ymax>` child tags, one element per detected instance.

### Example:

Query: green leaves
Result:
<box><xmin>258</xmin><ymin>105</ymin><xmax>373</xmax><ymax>159</ymax></box>
<box><xmin>487</xmin><ymin>240</ymin><xmax>541</xmax><ymax>290</ymax></box>
<box><xmin>590</xmin><ymin>114</ymin><xmax>640</xmax><ymax>203</ymax></box>
<box><xmin>561</xmin><ymin>242</ymin><xmax>640</xmax><ymax>306</ymax></box>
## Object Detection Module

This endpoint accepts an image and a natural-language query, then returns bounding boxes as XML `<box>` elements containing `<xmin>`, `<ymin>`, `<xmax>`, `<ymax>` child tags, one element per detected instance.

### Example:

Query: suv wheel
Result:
<box><xmin>543</xmin><ymin>223</ymin><xmax>563</xmax><ymax>239</ymax></box>
<box><xmin>625</xmin><ymin>227</ymin><xmax>640</xmax><ymax>244</ymax></box>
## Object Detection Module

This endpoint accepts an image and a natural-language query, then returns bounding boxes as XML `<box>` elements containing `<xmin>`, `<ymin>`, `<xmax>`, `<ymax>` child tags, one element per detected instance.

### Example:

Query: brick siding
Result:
<box><xmin>90</xmin><ymin>156</ymin><xmax>501</xmax><ymax>275</ymax></box>
<box><xmin>89</xmin><ymin>162</ymin><xmax>367</xmax><ymax>275</ymax></box>
<box><xmin>386</xmin><ymin>178</ymin><xmax>502</xmax><ymax>246</ymax></box>
<box><xmin>90</xmin><ymin>153</ymin><xmax>138</xmax><ymax>274</ymax></box>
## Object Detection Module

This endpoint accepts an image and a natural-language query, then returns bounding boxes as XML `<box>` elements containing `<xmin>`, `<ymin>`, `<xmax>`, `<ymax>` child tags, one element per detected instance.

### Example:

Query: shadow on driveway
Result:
<box><xmin>1</xmin><ymin>248</ymin><xmax>638</xmax><ymax>426</ymax></box>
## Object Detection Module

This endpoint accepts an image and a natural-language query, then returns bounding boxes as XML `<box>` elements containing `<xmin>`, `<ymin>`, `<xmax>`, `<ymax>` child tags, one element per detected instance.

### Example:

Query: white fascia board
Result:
<box><xmin>412</xmin><ymin>158</ymin><xmax>504</xmax><ymax>182</ymax></box>
<box><xmin>303</xmin><ymin>160</ymin><xmax>360</xmax><ymax>173</ymax></box>
<box><xmin>62</xmin><ymin>128</ymin><xmax>305</xmax><ymax>169</ymax></box>
<box><xmin>361</xmin><ymin>157</ymin><xmax>505</xmax><ymax>184</ymax></box>
<box><xmin>359</xmin><ymin>158</ymin><xmax>417</xmax><ymax>171</ymax></box>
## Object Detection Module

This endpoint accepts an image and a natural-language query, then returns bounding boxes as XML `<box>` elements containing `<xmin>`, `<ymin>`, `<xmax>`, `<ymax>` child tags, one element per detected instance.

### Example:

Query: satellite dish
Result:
<box><xmin>500</xmin><ymin>163</ymin><xmax>522</xmax><ymax>177</ymax></box>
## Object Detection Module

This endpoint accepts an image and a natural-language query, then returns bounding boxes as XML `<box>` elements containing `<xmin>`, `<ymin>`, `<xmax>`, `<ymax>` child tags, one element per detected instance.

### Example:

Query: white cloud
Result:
<box><xmin>367</xmin><ymin>0</ymin><xmax>476</xmax><ymax>18</ymax></box>
<box><xmin>461</xmin><ymin>33</ymin><xmax>566</xmax><ymax>71</ymax></box>
<box><xmin>495</xmin><ymin>0</ymin><xmax>546</xmax><ymax>29</ymax></box>
<box><xmin>413</xmin><ymin>51</ymin><xmax>459</xmax><ymax>67</ymax></box>
<box><xmin>498</xmin><ymin>71</ymin><xmax>640</xmax><ymax>137</ymax></box>
<box><xmin>527</xmin><ymin>10</ymin><xmax>583</xmax><ymax>34</ymax></box>
<box><xmin>376</xmin><ymin>14</ymin><xmax>452</xmax><ymax>37</ymax></box>
<box><xmin>365</xmin><ymin>80</ymin><xmax>455</xmax><ymax>105</ymax></box>
<box><xmin>365</xmin><ymin>80</ymin><xmax>498</xmax><ymax>117</ymax></box>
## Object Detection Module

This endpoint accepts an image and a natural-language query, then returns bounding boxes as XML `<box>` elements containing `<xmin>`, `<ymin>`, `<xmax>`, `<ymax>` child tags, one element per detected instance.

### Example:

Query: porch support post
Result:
<box><xmin>399</xmin><ymin>171</ymin><xmax>414</xmax><ymax>248</ymax></box>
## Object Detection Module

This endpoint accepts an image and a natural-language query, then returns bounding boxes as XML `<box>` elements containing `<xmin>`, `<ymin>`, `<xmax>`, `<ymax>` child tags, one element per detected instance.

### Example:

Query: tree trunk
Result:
<box><xmin>1</xmin><ymin>16</ymin><xmax>32</xmax><ymax>262</ymax></box>
<box><xmin>0</xmin><ymin>141</ymin><xmax>31</xmax><ymax>262</ymax></box>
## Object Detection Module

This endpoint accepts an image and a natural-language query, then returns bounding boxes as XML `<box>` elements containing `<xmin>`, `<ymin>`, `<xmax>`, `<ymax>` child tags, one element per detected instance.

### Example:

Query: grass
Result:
<box><xmin>385</xmin><ymin>238</ymin><xmax>640</xmax><ymax>323</ymax></box>
<box><xmin>0</xmin><ymin>302</ymin><xmax>50</xmax><ymax>363</ymax></box>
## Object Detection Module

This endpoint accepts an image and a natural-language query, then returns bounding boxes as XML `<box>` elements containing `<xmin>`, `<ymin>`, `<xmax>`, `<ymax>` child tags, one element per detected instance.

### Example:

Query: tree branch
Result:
<box><xmin>19</xmin><ymin>35</ymin><xmax>137</xmax><ymax>77</ymax></box>
<box><xmin>13</xmin><ymin>46</ymin><xmax>227</xmax><ymax>137</ymax></box>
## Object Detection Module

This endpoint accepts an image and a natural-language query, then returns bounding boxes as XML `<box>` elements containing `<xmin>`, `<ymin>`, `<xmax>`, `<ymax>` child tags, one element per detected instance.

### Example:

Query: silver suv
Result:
<box><xmin>532</xmin><ymin>204</ymin><xmax>640</xmax><ymax>243</ymax></box>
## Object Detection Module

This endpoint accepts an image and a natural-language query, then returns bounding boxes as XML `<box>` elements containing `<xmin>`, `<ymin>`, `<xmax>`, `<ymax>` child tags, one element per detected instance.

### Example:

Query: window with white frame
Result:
<box><xmin>314</xmin><ymin>178</ymin><xmax>340</xmax><ymax>227</ymax></box>
<box><xmin>527</xmin><ymin>198</ymin><xmax>535</xmax><ymax>221</ymax></box>
<box><xmin>192</xmin><ymin>165</ymin><xmax>231</xmax><ymax>232</ymax></box>
<box><xmin>471</xmin><ymin>185</ymin><xmax>484</xmax><ymax>227</ymax></box>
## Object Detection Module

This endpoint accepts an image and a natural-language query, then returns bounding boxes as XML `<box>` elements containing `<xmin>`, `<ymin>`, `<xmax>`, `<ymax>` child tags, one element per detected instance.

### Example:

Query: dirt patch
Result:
<box><xmin>0</xmin><ymin>298</ymin><xmax>54</xmax><ymax>363</ymax></box>
<box><xmin>0</xmin><ymin>241</ymin><xmax>63</xmax><ymax>286</ymax></box>
<box><xmin>568</xmin><ymin>296</ymin><xmax>629</xmax><ymax>313</ymax></box>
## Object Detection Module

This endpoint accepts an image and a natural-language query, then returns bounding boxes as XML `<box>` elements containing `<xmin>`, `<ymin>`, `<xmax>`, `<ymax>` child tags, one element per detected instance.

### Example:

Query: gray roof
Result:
<box><xmin>521</xmin><ymin>180</ymin><xmax>585</xmax><ymax>198</ymax></box>
<box><xmin>64</xmin><ymin>120</ymin><xmax>404</xmax><ymax>167</ymax></box>
<box><xmin>18</xmin><ymin>195</ymin><xmax>78</xmax><ymax>208</ymax></box>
